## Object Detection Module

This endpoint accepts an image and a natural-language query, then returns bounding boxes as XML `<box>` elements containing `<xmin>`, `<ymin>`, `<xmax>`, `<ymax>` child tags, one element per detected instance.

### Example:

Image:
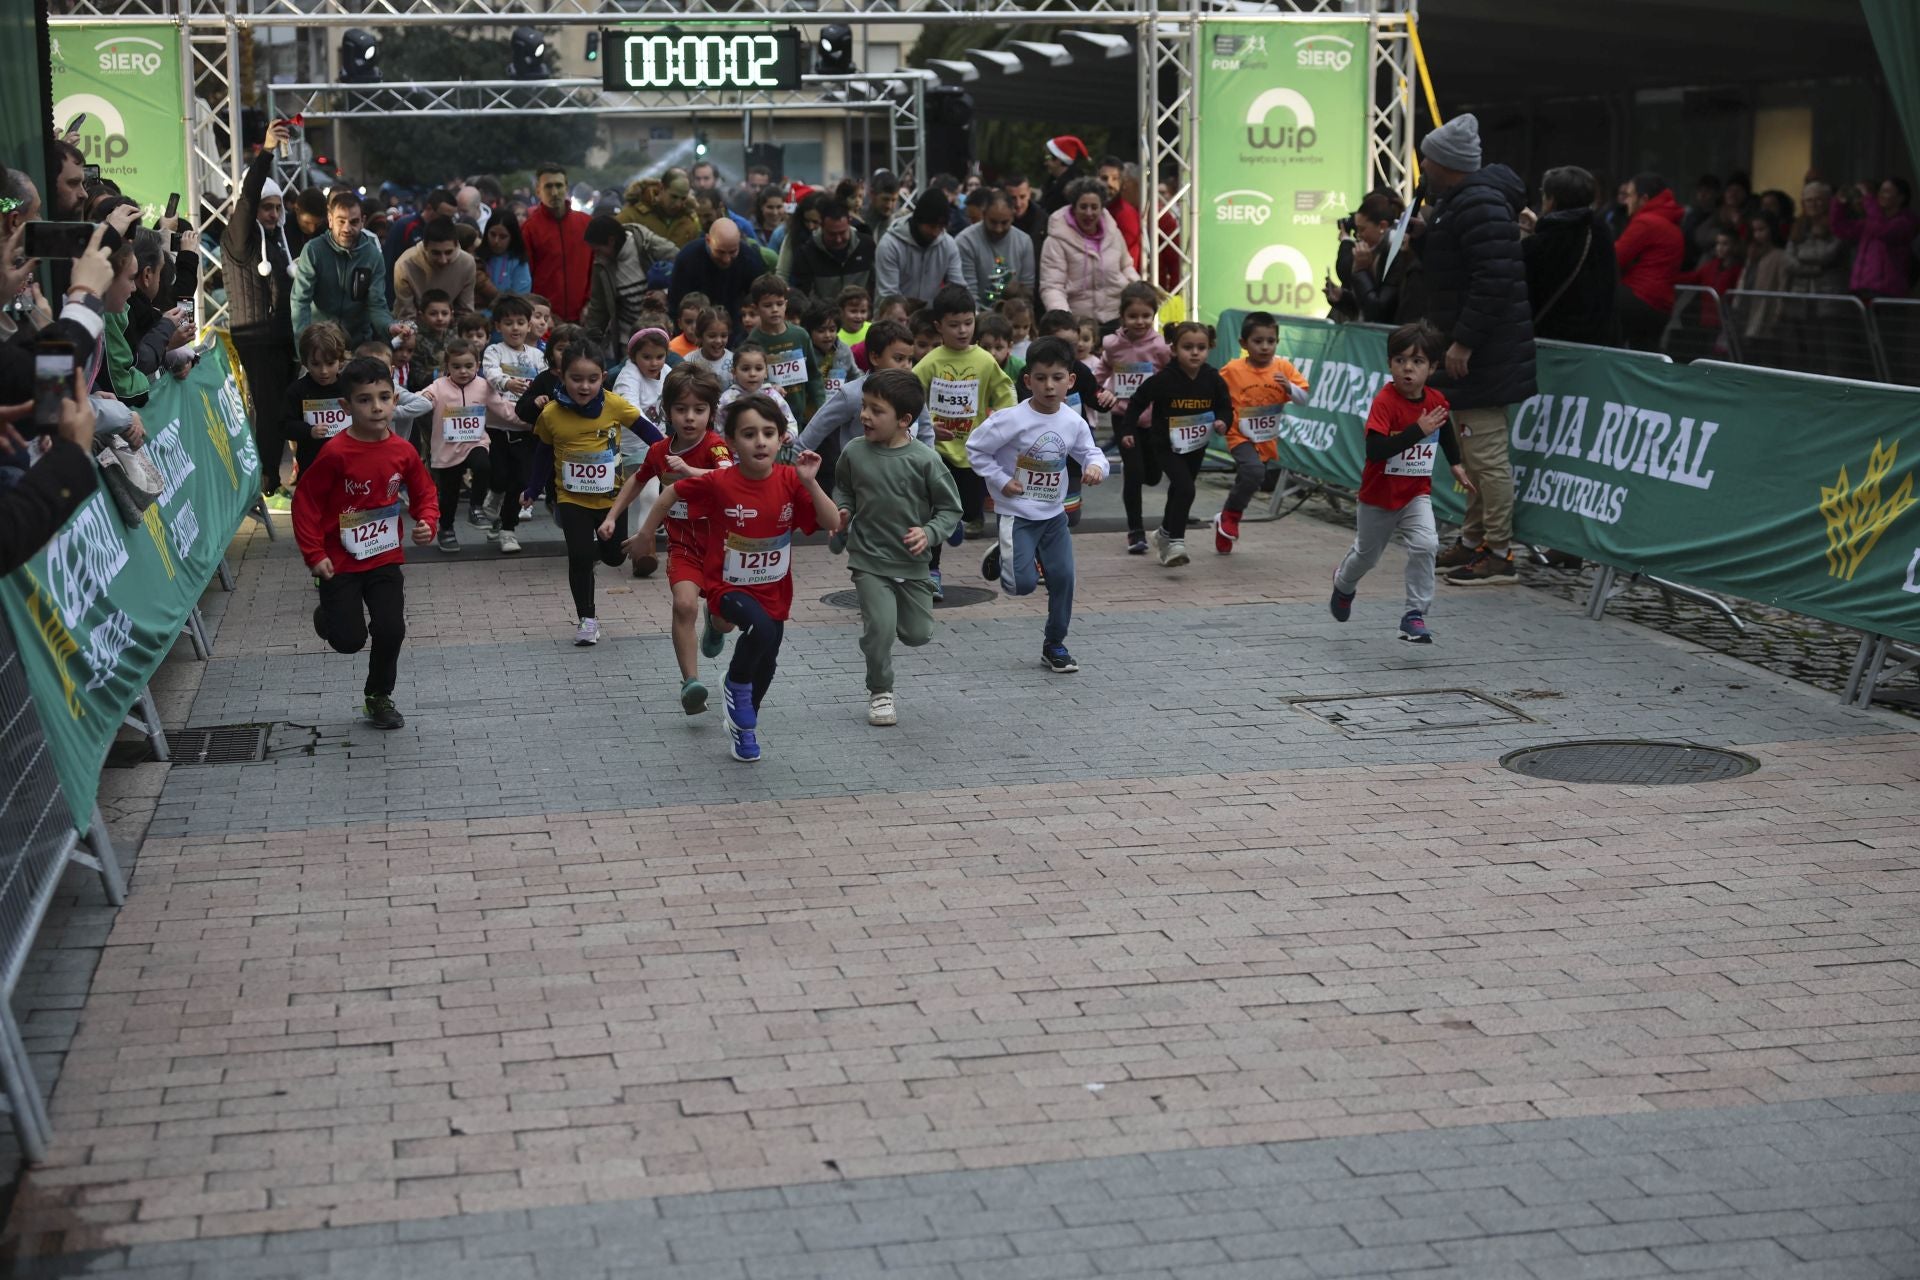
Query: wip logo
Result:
<box><xmin>1820</xmin><ymin>438</ymin><xmax>1915</xmax><ymax>581</ymax></box>
<box><xmin>1295</xmin><ymin>33</ymin><xmax>1354</xmax><ymax>71</ymax></box>
<box><xmin>51</xmin><ymin>93</ymin><xmax>131</xmax><ymax>165</ymax></box>
<box><xmin>95</xmin><ymin>35</ymin><xmax>165</xmax><ymax>76</ymax></box>
<box><xmin>1246</xmin><ymin>88</ymin><xmax>1317</xmax><ymax>153</ymax></box>
<box><xmin>1244</xmin><ymin>245</ymin><xmax>1317</xmax><ymax>310</ymax></box>
<box><xmin>1213</xmin><ymin>189</ymin><xmax>1273</xmax><ymax>227</ymax></box>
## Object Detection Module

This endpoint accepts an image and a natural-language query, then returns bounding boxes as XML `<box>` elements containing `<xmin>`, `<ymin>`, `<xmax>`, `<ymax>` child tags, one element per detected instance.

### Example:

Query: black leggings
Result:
<box><xmin>1150</xmin><ymin>435</ymin><xmax>1208</xmax><ymax>538</ymax></box>
<box><xmin>1119</xmin><ymin>435</ymin><xmax>1163</xmax><ymax>536</ymax></box>
<box><xmin>557</xmin><ymin>502</ymin><xmax>627</xmax><ymax>618</ymax></box>
<box><xmin>486</xmin><ymin>429</ymin><xmax>536</xmax><ymax>530</ymax></box>
<box><xmin>718</xmin><ymin>591</ymin><xmax>784</xmax><ymax>710</ymax></box>
<box><xmin>315</xmin><ymin>564</ymin><xmax>405</xmax><ymax>698</ymax></box>
<box><xmin>432</xmin><ymin>449</ymin><xmax>491</xmax><ymax>527</ymax></box>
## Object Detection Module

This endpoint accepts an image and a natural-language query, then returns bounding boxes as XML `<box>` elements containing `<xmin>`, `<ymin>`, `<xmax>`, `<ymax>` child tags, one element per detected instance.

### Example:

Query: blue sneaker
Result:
<box><xmin>724</xmin><ymin>679</ymin><xmax>760</xmax><ymax>762</ymax></box>
<box><xmin>930</xmin><ymin>568</ymin><xmax>945</xmax><ymax>602</ymax></box>
<box><xmin>946</xmin><ymin>520</ymin><xmax>965</xmax><ymax>548</ymax></box>
<box><xmin>700</xmin><ymin>606</ymin><xmax>726</xmax><ymax>659</ymax></box>
<box><xmin>1041</xmin><ymin>644</ymin><xmax>1079</xmax><ymax>674</ymax></box>
<box><xmin>1398</xmin><ymin>611</ymin><xmax>1433</xmax><ymax>644</ymax></box>
<box><xmin>1330</xmin><ymin>572</ymin><xmax>1355</xmax><ymax>622</ymax></box>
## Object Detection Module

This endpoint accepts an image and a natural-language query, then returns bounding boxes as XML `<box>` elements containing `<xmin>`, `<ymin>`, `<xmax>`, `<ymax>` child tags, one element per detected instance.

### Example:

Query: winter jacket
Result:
<box><xmin>392</xmin><ymin>241</ymin><xmax>477</xmax><ymax>322</ymax></box>
<box><xmin>874</xmin><ymin>219</ymin><xmax>964</xmax><ymax>307</ymax></box>
<box><xmin>1737</xmin><ymin>246</ymin><xmax>1789</xmax><ymax>339</ymax></box>
<box><xmin>1109</xmin><ymin>197</ymin><xmax>1143</xmax><ymax>270</ymax></box>
<box><xmin>953</xmin><ymin>222</ymin><xmax>1036</xmax><ymax>307</ymax></box>
<box><xmin>1522</xmin><ymin>208</ymin><xmax>1619</xmax><ymax>346</ymax></box>
<box><xmin>618</xmin><ymin>184</ymin><xmax>701</xmax><ymax>247</ymax></box>
<box><xmin>787</xmin><ymin>226</ymin><xmax>877</xmax><ymax>302</ymax></box>
<box><xmin>522</xmin><ymin>203</ymin><xmax>593</xmax><ymax>322</ymax></box>
<box><xmin>584</xmin><ymin>223</ymin><xmax>678</xmax><ymax>358</ymax></box>
<box><xmin>1039</xmin><ymin>205</ymin><xmax>1139</xmax><ymax>324</ymax></box>
<box><xmin>1613</xmin><ymin>188</ymin><xmax>1686</xmax><ymax>312</ymax></box>
<box><xmin>291</xmin><ymin>227</ymin><xmax>393</xmax><ymax>346</ymax></box>
<box><xmin>1783</xmin><ymin>223</ymin><xmax>1849</xmax><ymax>297</ymax></box>
<box><xmin>1833</xmin><ymin>200</ymin><xmax>1917</xmax><ymax>298</ymax></box>
<box><xmin>1416</xmin><ymin>163</ymin><xmax>1536</xmax><ymax>410</ymax></box>
<box><xmin>481</xmin><ymin>254</ymin><xmax>532</xmax><ymax>299</ymax></box>
<box><xmin>666</xmin><ymin>238</ymin><xmax>766</xmax><ymax>344</ymax></box>
<box><xmin>1675</xmin><ymin>256</ymin><xmax>1742</xmax><ymax>328</ymax></box>
<box><xmin>221</xmin><ymin>147</ymin><xmax>298</xmax><ymax>346</ymax></box>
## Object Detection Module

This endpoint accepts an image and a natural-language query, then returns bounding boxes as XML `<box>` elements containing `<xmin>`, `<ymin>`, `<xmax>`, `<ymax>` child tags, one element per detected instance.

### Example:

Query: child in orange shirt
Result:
<box><xmin>1215</xmin><ymin>310</ymin><xmax>1310</xmax><ymax>554</ymax></box>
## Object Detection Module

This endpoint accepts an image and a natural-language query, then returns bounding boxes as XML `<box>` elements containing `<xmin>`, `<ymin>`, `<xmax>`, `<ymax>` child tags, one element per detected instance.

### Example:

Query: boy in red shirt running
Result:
<box><xmin>629</xmin><ymin>394</ymin><xmax>839</xmax><ymax>763</ymax></box>
<box><xmin>601</xmin><ymin>363</ymin><xmax>734</xmax><ymax>715</ymax></box>
<box><xmin>1329</xmin><ymin>322</ymin><xmax>1473</xmax><ymax>644</ymax></box>
<box><xmin>292</xmin><ymin>356</ymin><xmax>439</xmax><ymax>728</ymax></box>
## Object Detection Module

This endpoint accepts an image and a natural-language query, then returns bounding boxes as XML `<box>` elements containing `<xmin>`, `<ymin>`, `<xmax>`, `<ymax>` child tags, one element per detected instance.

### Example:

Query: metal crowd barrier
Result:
<box><xmin>1661</xmin><ymin>286</ymin><xmax>1918</xmax><ymax>385</ymax></box>
<box><xmin>0</xmin><ymin>624</ymin><xmax>126</xmax><ymax>1163</ymax></box>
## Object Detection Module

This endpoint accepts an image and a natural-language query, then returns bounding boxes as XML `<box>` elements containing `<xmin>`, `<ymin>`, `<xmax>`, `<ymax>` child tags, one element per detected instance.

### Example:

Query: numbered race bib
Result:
<box><xmin>561</xmin><ymin>449</ymin><xmax>617</xmax><ymax>495</ymax></box>
<box><xmin>768</xmin><ymin>352</ymin><xmax>808</xmax><ymax>388</ymax></box>
<box><xmin>1016</xmin><ymin>453</ymin><xmax>1066</xmax><ymax>507</ymax></box>
<box><xmin>1169</xmin><ymin>412</ymin><xmax>1215</xmax><ymax>455</ymax></box>
<box><xmin>339</xmin><ymin>503</ymin><xmax>401</xmax><ymax>560</ymax></box>
<box><xmin>1112</xmin><ymin>363</ymin><xmax>1152</xmax><ymax>400</ymax></box>
<box><xmin>929</xmin><ymin>377</ymin><xmax>980</xmax><ymax>428</ymax></box>
<box><xmin>441</xmin><ymin>407</ymin><xmax>486</xmax><ymax>446</ymax></box>
<box><xmin>823</xmin><ymin>369</ymin><xmax>847</xmax><ymax>399</ymax></box>
<box><xmin>304</xmin><ymin>397</ymin><xmax>349</xmax><ymax>439</ymax></box>
<box><xmin>668</xmin><ymin>498</ymin><xmax>689</xmax><ymax>521</ymax></box>
<box><xmin>1384</xmin><ymin>440</ymin><xmax>1437</xmax><ymax>477</ymax></box>
<box><xmin>722</xmin><ymin>531</ymin><xmax>791</xmax><ymax>586</ymax></box>
<box><xmin>1238</xmin><ymin>403</ymin><xmax>1286</xmax><ymax>444</ymax></box>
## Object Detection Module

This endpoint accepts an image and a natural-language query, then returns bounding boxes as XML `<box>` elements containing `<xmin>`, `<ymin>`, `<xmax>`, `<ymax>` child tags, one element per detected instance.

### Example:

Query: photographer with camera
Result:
<box><xmin>291</xmin><ymin>188</ymin><xmax>398</xmax><ymax>347</ymax></box>
<box><xmin>1325</xmin><ymin>192</ymin><xmax>1416</xmax><ymax>325</ymax></box>
<box><xmin>223</xmin><ymin>119</ymin><xmax>302</xmax><ymax>499</ymax></box>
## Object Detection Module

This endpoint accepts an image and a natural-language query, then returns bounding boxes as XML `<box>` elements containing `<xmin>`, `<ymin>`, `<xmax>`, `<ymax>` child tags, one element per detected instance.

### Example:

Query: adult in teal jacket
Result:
<box><xmin>290</xmin><ymin>190</ymin><xmax>395</xmax><ymax>346</ymax></box>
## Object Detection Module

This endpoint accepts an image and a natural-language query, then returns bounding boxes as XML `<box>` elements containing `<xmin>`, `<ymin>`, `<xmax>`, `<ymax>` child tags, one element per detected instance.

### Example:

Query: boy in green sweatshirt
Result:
<box><xmin>741</xmin><ymin>274</ymin><xmax>824</xmax><ymax>426</ymax></box>
<box><xmin>912</xmin><ymin>283</ymin><xmax>1015</xmax><ymax>599</ymax></box>
<box><xmin>830</xmin><ymin>368</ymin><xmax>963</xmax><ymax>728</ymax></box>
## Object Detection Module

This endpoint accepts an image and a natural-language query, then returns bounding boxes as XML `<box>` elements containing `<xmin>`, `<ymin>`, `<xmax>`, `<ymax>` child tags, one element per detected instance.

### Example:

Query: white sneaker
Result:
<box><xmin>498</xmin><ymin>530</ymin><xmax>521</xmax><ymax>554</ymax></box>
<box><xmin>1164</xmin><ymin>537</ymin><xmax>1190</xmax><ymax>568</ymax></box>
<box><xmin>574</xmin><ymin>618</ymin><xmax>600</xmax><ymax>646</ymax></box>
<box><xmin>868</xmin><ymin>692</ymin><xmax>897</xmax><ymax>726</ymax></box>
<box><xmin>1151</xmin><ymin>528</ymin><xmax>1172</xmax><ymax>565</ymax></box>
<box><xmin>519</xmin><ymin>502</ymin><xmax>535</xmax><ymax>521</ymax></box>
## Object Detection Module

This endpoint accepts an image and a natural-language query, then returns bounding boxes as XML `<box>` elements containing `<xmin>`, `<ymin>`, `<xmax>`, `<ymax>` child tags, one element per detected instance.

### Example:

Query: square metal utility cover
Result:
<box><xmin>1291</xmin><ymin>688</ymin><xmax>1533</xmax><ymax>736</ymax></box>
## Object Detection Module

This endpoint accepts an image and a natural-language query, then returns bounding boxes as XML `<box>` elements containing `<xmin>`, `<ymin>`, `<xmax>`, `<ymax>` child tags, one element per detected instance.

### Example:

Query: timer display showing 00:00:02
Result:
<box><xmin>618</xmin><ymin>34</ymin><xmax>791</xmax><ymax>90</ymax></box>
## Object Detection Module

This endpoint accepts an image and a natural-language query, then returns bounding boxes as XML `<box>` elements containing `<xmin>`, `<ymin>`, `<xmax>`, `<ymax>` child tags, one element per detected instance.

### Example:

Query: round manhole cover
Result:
<box><xmin>821</xmin><ymin>586</ymin><xmax>997</xmax><ymax>610</ymax></box>
<box><xmin>1502</xmin><ymin>740</ymin><xmax>1758</xmax><ymax>785</ymax></box>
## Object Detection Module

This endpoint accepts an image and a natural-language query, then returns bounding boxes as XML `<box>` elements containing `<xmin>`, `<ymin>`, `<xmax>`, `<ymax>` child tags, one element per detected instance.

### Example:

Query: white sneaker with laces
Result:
<box><xmin>868</xmin><ymin>692</ymin><xmax>897</xmax><ymax>726</ymax></box>
<box><xmin>574</xmin><ymin>618</ymin><xmax>600</xmax><ymax>646</ymax></box>
<box><xmin>498</xmin><ymin>530</ymin><xmax>521</xmax><ymax>554</ymax></box>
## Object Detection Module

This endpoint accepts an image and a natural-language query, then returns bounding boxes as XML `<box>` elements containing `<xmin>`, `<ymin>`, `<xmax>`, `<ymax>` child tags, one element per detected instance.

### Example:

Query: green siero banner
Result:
<box><xmin>49</xmin><ymin>22</ymin><xmax>189</xmax><ymax>223</ymax></box>
<box><xmin>0</xmin><ymin>337</ymin><xmax>260</xmax><ymax>830</ymax></box>
<box><xmin>1224</xmin><ymin>312</ymin><xmax>1920</xmax><ymax>648</ymax></box>
<box><xmin>1194</xmin><ymin>18</ymin><xmax>1369</xmax><ymax>326</ymax></box>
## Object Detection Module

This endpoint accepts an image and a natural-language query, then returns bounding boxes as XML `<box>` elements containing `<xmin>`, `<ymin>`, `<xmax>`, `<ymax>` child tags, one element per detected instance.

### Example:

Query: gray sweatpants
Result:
<box><xmin>1334</xmin><ymin>495</ymin><xmax>1439</xmax><ymax>616</ymax></box>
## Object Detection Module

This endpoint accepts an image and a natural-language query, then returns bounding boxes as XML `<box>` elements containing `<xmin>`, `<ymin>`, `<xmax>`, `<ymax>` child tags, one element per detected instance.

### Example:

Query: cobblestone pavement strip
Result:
<box><xmin>4</xmin><ymin>508</ymin><xmax>1916</xmax><ymax>1277</ymax></box>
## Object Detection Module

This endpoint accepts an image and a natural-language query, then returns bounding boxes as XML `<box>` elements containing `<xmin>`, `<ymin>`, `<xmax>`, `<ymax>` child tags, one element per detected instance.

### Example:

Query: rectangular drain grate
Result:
<box><xmin>165</xmin><ymin>723</ymin><xmax>271</xmax><ymax>765</ymax></box>
<box><xmin>1291</xmin><ymin>688</ymin><xmax>1533</xmax><ymax>737</ymax></box>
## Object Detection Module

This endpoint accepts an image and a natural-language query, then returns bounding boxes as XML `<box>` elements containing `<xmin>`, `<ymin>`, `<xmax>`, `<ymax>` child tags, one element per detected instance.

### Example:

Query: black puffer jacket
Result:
<box><xmin>1418</xmin><ymin>163</ymin><xmax>1536</xmax><ymax>409</ymax></box>
<box><xmin>1524</xmin><ymin>208</ymin><xmax>1620</xmax><ymax>347</ymax></box>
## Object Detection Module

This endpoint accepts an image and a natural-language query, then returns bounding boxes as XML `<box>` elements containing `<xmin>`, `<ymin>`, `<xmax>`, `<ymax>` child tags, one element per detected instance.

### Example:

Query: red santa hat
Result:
<box><xmin>1045</xmin><ymin>135</ymin><xmax>1090</xmax><ymax>166</ymax></box>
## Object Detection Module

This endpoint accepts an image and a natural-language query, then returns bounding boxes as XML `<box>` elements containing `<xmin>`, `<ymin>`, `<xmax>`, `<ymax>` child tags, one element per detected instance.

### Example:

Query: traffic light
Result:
<box><xmin>585</xmin><ymin>31</ymin><xmax>600</xmax><ymax>63</ymax></box>
<box><xmin>694</xmin><ymin>131</ymin><xmax>709</xmax><ymax>158</ymax></box>
<box><xmin>339</xmin><ymin>29</ymin><xmax>380</xmax><ymax>84</ymax></box>
<box><xmin>815</xmin><ymin>23</ymin><xmax>855</xmax><ymax>75</ymax></box>
<box><xmin>509</xmin><ymin>26</ymin><xmax>550</xmax><ymax>80</ymax></box>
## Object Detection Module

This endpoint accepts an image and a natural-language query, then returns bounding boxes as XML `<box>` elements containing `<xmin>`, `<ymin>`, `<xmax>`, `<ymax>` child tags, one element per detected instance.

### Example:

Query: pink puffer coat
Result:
<box><xmin>1039</xmin><ymin>204</ymin><xmax>1140</xmax><ymax>323</ymax></box>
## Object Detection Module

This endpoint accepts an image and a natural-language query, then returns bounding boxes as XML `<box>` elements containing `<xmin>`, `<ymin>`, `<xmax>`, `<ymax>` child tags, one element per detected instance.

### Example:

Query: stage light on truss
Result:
<box><xmin>339</xmin><ymin>28</ymin><xmax>380</xmax><ymax>84</ymax></box>
<box><xmin>815</xmin><ymin>23</ymin><xmax>855</xmax><ymax>75</ymax></box>
<box><xmin>509</xmin><ymin>26</ymin><xmax>550</xmax><ymax>80</ymax></box>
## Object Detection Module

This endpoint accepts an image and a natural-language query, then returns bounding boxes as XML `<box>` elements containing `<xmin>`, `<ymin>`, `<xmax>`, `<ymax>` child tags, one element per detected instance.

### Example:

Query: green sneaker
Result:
<box><xmin>680</xmin><ymin>677</ymin><xmax>709</xmax><ymax>715</ymax></box>
<box><xmin>362</xmin><ymin>696</ymin><xmax>405</xmax><ymax>730</ymax></box>
<box><xmin>700</xmin><ymin>606</ymin><xmax>726</xmax><ymax>659</ymax></box>
<box><xmin>262</xmin><ymin>489</ymin><xmax>293</xmax><ymax>511</ymax></box>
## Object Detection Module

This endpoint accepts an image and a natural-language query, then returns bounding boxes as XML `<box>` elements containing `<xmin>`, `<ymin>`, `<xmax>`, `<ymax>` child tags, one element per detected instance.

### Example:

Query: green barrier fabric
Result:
<box><xmin>1</xmin><ymin>338</ymin><xmax>260</xmax><ymax>830</ymax></box>
<box><xmin>49</xmin><ymin>23</ymin><xmax>189</xmax><ymax>222</ymax></box>
<box><xmin>1236</xmin><ymin>313</ymin><xmax>1920</xmax><ymax>647</ymax></box>
<box><xmin>1194</xmin><ymin>18</ymin><xmax>1369</xmax><ymax>325</ymax></box>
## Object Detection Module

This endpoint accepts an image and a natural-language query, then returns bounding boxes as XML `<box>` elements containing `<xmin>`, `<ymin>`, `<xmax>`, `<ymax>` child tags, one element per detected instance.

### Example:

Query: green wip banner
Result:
<box><xmin>1194</xmin><ymin>18</ymin><xmax>1369</xmax><ymax>326</ymax></box>
<box><xmin>1</xmin><ymin>337</ymin><xmax>260</xmax><ymax>830</ymax></box>
<box><xmin>49</xmin><ymin>23</ymin><xmax>188</xmax><ymax>223</ymax></box>
<box><xmin>1231</xmin><ymin>312</ymin><xmax>1920</xmax><ymax>647</ymax></box>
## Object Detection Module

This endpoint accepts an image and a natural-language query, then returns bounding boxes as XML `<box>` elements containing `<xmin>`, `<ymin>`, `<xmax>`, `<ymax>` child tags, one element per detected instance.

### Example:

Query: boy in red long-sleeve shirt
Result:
<box><xmin>292</xmin><ymin>356</ymin><xmax>439</xmax><ymax>729</ymax></box>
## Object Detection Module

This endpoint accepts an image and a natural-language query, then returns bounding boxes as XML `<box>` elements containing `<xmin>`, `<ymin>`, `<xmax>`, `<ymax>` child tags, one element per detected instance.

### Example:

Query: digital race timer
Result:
<box><xmin>602</xmin><ymin>30</ymin><xmax>803</xmax><ymax>93</ymax></box>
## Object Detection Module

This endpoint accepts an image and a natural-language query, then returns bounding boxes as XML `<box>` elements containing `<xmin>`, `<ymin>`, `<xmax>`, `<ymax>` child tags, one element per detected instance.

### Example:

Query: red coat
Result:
<box><xmin>523</xmin><ymin>203</ymin><xmax>592</xmax><ymax>322</ymax></box>
<box><xmin>1109</xmin><ymin>197</ymin><xmax>1143</xmax><ymax>271</ymax></box>
<box><xmin>1674</xmin><ymin>257</ymin><xmax>1742</xmax><ymax>328</ymax></box>
<box><xmin>1614</xmin><ymin>188</ymin><xmax>1685</xmax><ymax>312</ymax></box>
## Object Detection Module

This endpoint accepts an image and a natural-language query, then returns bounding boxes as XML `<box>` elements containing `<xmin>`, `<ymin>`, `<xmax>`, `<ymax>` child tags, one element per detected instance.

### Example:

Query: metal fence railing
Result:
<box><xmin>1661</xmin><ymin>286</ymin><xmax>1917</xmax><ymax>386</ymax></box>
<box><xmin>0</xmin><ymin>623</ymin><xmax>125</xmax><ymax>1163</ymax></box>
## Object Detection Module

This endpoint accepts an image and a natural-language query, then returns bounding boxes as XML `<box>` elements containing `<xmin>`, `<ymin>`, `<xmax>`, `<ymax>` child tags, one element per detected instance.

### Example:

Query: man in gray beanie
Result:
<box><xmin>222</xmin><ymin>119</ymin><xmax>305</xmax><ymax>500</ymax></box>
<box><xmin>1410</xmin><ymin>111</ymin><xmax>1536</xmax><ymax>586</ymax></box>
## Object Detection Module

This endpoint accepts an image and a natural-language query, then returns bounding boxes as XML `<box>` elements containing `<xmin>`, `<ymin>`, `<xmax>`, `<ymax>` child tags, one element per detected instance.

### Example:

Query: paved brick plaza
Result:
<box><xmin>5</xmin><ymin>506</ymin><xmax>1917</xmax><ymax>1278</ymax></box>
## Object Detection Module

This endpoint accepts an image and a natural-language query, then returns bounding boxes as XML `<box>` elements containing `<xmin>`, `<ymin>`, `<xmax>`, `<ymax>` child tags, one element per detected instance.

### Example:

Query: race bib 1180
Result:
<box><xmin>304</xmin><ymin>398</ymin><xmax>349</xmax><ymax>438</ymax></box>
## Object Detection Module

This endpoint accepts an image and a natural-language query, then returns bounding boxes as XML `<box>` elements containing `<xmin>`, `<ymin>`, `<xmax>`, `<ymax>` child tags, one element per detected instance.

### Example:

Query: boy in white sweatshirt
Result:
<box><xmin>965</xmin><ymin>336</ymin><xmax>1107</xmax><ymax>674</ymax></box>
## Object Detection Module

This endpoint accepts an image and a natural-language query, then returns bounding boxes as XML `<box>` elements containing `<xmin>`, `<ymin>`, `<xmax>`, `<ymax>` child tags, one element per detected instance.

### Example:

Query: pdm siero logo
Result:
<box><xmin>1244</xmin><ymin>245</ymin><xmax>1317</xmax><ymax>310</ymax></box>
<box><xmin>1294</xmin><ymin>34</ymin><xmax>1353</xmax><ymax>72</ymax></box>
<box><xmin>1245</xmin><ymin>88</ymin><xmax>1317</xmax><ymax>152</ymax></box>
<box><xmin>1212</xmin><ymin>190</ymin><xmax>1274</xmax><ymax>227</ymax></box>
<box><xmin>95</xmin><ymin>36</ymin><xmax>166</xmax><ymax>76</ymax></box>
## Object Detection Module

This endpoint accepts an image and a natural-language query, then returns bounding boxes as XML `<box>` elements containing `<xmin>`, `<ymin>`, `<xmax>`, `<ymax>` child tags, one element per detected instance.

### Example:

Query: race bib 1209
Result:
<box><xmin>561</xmin><ymin>449</ymin><xmax>617</xmax><ymax>494</ymax></box>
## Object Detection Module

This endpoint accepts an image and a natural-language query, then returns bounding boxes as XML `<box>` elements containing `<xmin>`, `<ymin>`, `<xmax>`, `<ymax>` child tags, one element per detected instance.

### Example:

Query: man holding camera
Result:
<box><xmin>223</xmin><ymin>120</ymin><xmax>302</xmax><ymax>499</ymax></box>
<box><xmin>291</xmin><ymin>188</ymin><xmax>395</xmax><ymax>347</ymax></box>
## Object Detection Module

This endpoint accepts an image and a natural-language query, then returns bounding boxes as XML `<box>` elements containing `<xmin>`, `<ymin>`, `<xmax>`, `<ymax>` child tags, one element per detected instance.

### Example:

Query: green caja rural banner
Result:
<box><xmin>1194</xmin><ymin>18</ymin><xmax>1370</xmax><ymax>325</ymax></box>
<box><xmin>1</xmin><ymin>338</ymin><xmax>260</xmax><ymax>829</ymax></box>
<box><xmin>1229</xmin><ymin>314</ymin><xmax>1920</xmax><ymax>647</ymax></box>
